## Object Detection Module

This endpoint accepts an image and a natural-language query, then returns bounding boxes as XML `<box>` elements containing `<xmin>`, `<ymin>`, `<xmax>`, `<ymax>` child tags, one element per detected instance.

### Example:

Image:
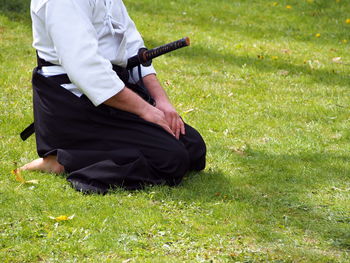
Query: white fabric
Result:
<box><xmin>40</xmin><ymin>66</ymin><xmax>82</xmax><ymax>96</ymax></box>
<box><xmin>30</xmin><ymin>0</ymin><xmax>156</xmax><ymax>106</ymax></box>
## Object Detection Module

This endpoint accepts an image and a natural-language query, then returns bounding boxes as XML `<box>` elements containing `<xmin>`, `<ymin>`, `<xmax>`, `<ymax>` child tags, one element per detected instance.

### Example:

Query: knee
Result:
<box><xmin>184</xmin><ymin>127</ymin><xmax>207</xmax><ymax>171</ymax></box>
<box><xmin>166</xmin><ymin>144</ymin><xmax>190</xmax><ymax>175</ymax></box>
<box><xmin>191</xmin><ymin>137</ymin><xmax>206</xmax><ymax>171</ymax></box>
<box><xmin>155</xmin><ymin>144</ymin><xmax>190</xmax><ymax>183</ymax></box>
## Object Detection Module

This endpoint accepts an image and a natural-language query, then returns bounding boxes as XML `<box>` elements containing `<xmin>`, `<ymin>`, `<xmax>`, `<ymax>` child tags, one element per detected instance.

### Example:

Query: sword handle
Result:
<box><xmin>126</xmin><ymin>37</ymin><xmax>190</xmax><ymax>69</ymax></box>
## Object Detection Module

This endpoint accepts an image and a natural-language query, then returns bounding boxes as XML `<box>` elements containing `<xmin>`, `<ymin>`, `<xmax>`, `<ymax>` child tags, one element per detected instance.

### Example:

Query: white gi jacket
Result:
<box><xmin>30</xmin><ymin>0</ymin><xmax>156</xmax><ymax>106</ymax></box>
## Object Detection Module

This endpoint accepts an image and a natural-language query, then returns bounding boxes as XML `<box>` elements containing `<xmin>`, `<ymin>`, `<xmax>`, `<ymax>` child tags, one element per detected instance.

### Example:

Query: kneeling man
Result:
<box><xmin>20</xmin><ymin>0</ymin><xmax>206</xmax><ymax>193</ymax></box>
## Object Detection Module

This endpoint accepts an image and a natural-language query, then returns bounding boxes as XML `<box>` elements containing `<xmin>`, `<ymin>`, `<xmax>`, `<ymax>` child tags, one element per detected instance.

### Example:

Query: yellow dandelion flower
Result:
<box><xmin>315</xmin><ymin>33</ymin><xmax>321</xmax><ymax>38</ymax></box>
<box><xmin>342</xmin><ymin>39</ymin><xmax>348</xmax><ymax>43</ymax></box>
<box><xmin>286</xmin><ymin>5</ymin><xmax>292</xmax><ymax>9</ymax></box>
<box><xmin>55</xmin><ymin>215</ymin><xmax>69</xmax><ymax>221</ymax></box>
<box><xmin>49</xmin><ymin>215</ymin><xmax>75</xmax><ymax>221</ymax></box>
<box><xmin>346</xmin><ymin>19</ymin><xmax>350</xmax><ymax>24</ymax></box>
<box><xmin>272</xmin><ymin>56</ymin><xmax>279</xmax><ymax>60</ymax></box>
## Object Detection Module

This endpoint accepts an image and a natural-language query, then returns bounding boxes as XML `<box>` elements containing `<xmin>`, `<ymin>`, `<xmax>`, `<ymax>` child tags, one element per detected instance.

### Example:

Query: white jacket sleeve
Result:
<box><xmin>45</xmin><ymin>0</ymin><xmax>125</xmax><ymax>106</ymax></box>
<box><xmin>119</xmin><ymin>0</ymin><xmax>156</xmax><ymax>83</ymax></box>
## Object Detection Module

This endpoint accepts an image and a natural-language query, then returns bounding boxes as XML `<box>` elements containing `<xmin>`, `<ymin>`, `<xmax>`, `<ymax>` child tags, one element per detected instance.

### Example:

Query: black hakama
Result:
<box><xmin>31</xmin><ymin>67</ymin><xmax>206</xmax><ymax>193</ymax></box>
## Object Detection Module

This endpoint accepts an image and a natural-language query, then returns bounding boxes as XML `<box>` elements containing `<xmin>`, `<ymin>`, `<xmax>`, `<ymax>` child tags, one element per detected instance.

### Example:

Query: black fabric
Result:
<box><xmin>32</xmin><ymin>67</ymin><xmax>206</xmax><ymax>192</ymax></box>
<box><xmin>21</xmin><ymin>58</ymin><xmax>153</xmax><ymax>142</ymax></box>
<box><xmin>36</xmin><ymin>52</ymin><xmax>57</xmax><ymax>68</ymax></box>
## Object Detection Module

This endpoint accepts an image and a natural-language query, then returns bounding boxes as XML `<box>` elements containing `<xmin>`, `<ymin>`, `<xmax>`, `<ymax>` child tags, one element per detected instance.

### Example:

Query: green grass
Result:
<box><xmin>1</xmin><ymin>0</ymin><xmax>350</xmax><ymax>262</ymax></box>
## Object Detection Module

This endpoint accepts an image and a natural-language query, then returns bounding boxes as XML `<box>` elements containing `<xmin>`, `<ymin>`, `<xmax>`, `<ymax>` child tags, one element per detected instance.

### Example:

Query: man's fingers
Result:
<box><xmin>171</xmin><ymin>114</ymin><xmax>184</xmax><ymax>139</ymax></box>
<box><xmin>160</xmin><ymin>109</ymin><xmax>185</xmax><ymax>139</ymax></box>
<box><xmin>162</xmin><ymin>123</ymin><xmax>175</xmax><ymax>137</ymax></box>
<box><xmin>180</xmin><ymin>119</ymin><xmax>186</xmax><ymax>135</ymax></box>
<box><xmin>171</xmin><ymin>116</ymin><xmax>177</xmax><ymax>134</ymax></box>
<box><xmin>165</xmin><ymin>114</ymin><xmax>172</xmax><ymax>129</ymax></box>
<box><xmin>140</xmin><ymin>106</ymin><xmax>175</xmax><ymax>137</ymax></box>
<box><xmin>156</xmin><ymin>116</ymin><xmax>175</xmax><ymax>137</ymax></box>
<box><xmin>176</xmin><ymin>118</ymin><xmax>184</xmax><ymax>139</ymax></box>
<box><xmin>158</xmin><ymin>116</ymin><xmax>175</xmax><ymax>137</ymax></box>
<box><xmin>175</xmin><ymin>124</ymin><xmax>180</xmax><ymax>139</ymax></box>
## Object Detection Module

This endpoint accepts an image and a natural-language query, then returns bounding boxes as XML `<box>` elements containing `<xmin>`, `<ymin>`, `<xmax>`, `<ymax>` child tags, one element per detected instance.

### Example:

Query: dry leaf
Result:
<box><xmin>281</xmin><ymin>49</ymin><xmax>291</xmax><ymax>54</ymax></box>
<box><xmin>332</xmin><ymin>57</ymin><xmax>342</xmax><ymax>63</ymax></box>
<box><xmin>11</xmin><ymin>169</ymin><xmax>39</xmax><ymax>185</ymax></box>
<box><xmin>165</xmin><ymin>80</ymin><xmax>172</xmax><ymax>86</ymax></box>
<box><xmin>26</xmin><ymin>180</ymin><xmax>39</xmax><ymax>184</ymax></box>
<box><xmin>278</xmin><ymin>70</ymin><xmax>289</xmax><ymax>76</ymax></box>
<box><xmin>307</xmin><ymin>60</ymin><xmax>322</xmax><ymax>69</ymax></box>
<box><xmin>184</xmin><ymin>108</ymin><xmax>195</xmax><ymax>113</ymax></box>
<box><xmin>331</xmin><ymin>186</ymin><xmax>350</xmax><ymax>192</ymax></box>
<box><xmin>261</xmin><ymin>137</ymin><xmax>271</xmax><ymax>143</ymax></box>
<box><xmin>229</xmin><ymin>146</ymin><xmax>246</xmax><ymax>156</ymax></box>
<box><xmin>11</xmin><ymin>169</ymin><xmax>25</xmax><ymax>183</ymax></box>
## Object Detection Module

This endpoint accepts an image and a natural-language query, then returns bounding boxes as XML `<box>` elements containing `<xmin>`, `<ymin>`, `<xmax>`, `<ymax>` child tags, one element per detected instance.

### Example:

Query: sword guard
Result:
<box><xmin>138</xmin><ymin>48</ymin><xmax>152</xmax><ymax>67</ymax></box>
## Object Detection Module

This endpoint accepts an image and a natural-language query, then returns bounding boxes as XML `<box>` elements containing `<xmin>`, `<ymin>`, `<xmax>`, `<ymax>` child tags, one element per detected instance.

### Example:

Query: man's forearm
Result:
<box><xmin>142</xmin><ymin>74</ymin><xmax>185</xmax><ymax>138</ymax></box>
<box><xmin>142</xmin><ymin>74</ymin><xmax>170</xmax><ymax>104</ymax></box>
<box><xmin>103</xmin><ymin>87</ymin><xmax>174</xmax><ymax>136</ymax></box>
<box><xmin>104</xmin><ymin>87</ymin><xmax>149</xmax><ymax>116</ymax></box>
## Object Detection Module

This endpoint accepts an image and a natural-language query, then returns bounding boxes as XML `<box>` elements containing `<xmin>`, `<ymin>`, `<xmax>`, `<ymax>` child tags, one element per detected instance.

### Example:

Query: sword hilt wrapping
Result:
<box><xmin>126</xmin><ymin>37</ymin><xmax>190</xmax><ymax>69</ymax></box>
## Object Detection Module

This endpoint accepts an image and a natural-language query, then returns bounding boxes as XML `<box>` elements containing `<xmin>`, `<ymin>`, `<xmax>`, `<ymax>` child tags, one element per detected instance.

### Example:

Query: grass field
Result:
<box><xmin>1</xmin><ymin>0</ymin><xmax>349</xmax><ymax>262</ymax></box>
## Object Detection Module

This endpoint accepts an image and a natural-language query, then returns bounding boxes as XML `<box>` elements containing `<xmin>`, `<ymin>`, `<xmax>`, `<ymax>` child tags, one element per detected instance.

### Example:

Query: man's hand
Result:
<box><xmin>139</xmin><ymin>105</ymin><xmax>175</xmax><ymax>137</ymax></box>
<box><xmin>104</xmin><ymin>87</ymin><xmax>174</xmax><ymax>137</ymax></box>
<box><xmin>142</xmin><ymin>74</ymin><xmax>185</xmax><ymax>139</ymax></box>
<box><xmin>156</xmin><ymin>100</ymin><xmax>185</xmax><ymax>139</ymax></box>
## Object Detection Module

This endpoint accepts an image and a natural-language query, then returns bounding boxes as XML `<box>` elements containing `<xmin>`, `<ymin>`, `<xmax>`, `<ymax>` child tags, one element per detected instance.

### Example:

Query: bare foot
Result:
<box><xmin>19</xmin><ymin>155</ymin><xmax>65</xmax><ymax>174</ymax></box>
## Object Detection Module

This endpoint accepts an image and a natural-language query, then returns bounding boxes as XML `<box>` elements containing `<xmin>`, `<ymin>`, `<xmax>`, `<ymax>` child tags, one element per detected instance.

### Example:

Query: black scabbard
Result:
<box><xmin>126</xmin><ymin>37</ymin><xmax>190</xmax><ymax>69</ymax></box>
